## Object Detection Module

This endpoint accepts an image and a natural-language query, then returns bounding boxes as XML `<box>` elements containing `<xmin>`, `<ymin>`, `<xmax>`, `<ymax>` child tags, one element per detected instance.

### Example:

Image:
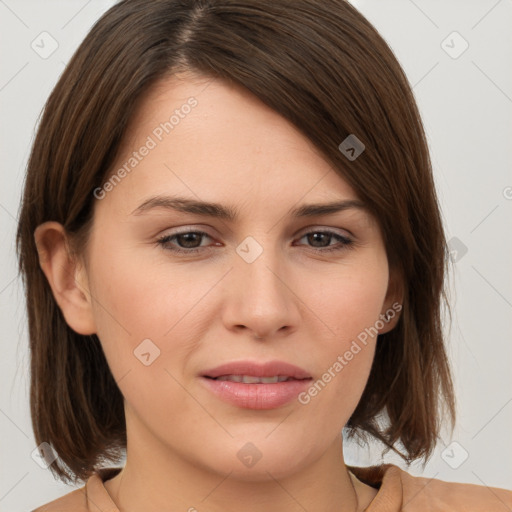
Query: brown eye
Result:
<box><xmin>157</xmin><ymin>231</ymin><xmax>214</xmax><ymax>254</ymax></box>
<box><xmin>296</xmin><ymin>230</ymin><xmax>354</xmax><ymax>253</ymax></box>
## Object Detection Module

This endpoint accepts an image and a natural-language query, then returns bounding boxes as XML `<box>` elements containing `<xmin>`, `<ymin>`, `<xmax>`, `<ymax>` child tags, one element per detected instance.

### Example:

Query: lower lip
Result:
<box><xmin>200</xmin><ymin>377</ymin><xmax>312</xmax><ymax>409</ymax></box>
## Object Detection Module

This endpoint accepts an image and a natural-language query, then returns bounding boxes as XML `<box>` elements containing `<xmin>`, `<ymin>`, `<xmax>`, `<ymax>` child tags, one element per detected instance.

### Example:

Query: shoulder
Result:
<box><xmin>31</xmin><ymin>486</ymin><xmax>88</xmax><ymax>512</ymax></box>
<box><xmin>31</xmin><ymin>468</ymin><xmax>121</xmax><ymax>512</ymax></box>
<box><xmin>398</xmin><ymin>467</ymin><xmax>512</xmax><ymax>512</ymax></box>
<box><xmin>349</xmin><ymin>463</ymin><xmax>512</xmax><ymax>511</ymax></box>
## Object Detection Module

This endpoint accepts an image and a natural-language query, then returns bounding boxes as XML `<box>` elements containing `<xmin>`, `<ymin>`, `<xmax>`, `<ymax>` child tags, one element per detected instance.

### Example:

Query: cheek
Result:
<box><xmin>85</xmin><ymin>246</ymin><xmax>204</xmax><ymax>426</ymax></box>
<box><xmin>87</xmin><ymin>231</ymin><xmax>214</xmax><ymax>340</ymax></box>
<box><xmin>302</xmin><ymin>258</ymin><xmax>389</xmax><ymax>344</ymax></box>
<box><xmin>85</xmin><ymin>239</ymin><xmax>237</xmax><ymax>424</ymax></box>
<box><xmin>296</xmin><ymin>312</ymin><xmax>378</xmax><ymax>435</ymax></box>
<box><xmin>295</xmin><ymin>261</ymin><xmax>388</xmax><ymax>420</ymax></box>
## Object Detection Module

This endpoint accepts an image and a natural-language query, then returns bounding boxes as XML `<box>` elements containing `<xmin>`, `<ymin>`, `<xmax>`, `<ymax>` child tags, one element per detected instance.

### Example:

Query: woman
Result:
<box><xmin>16</xmin><ymin>0</ymin><xmax>512</xmax><ymax>510</ymax></box>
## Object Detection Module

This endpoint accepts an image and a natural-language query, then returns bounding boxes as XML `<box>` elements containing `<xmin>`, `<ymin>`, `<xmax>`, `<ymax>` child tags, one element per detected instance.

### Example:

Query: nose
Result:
<box><xmin>221</xmin><ymin>243</ymin><xmax>301</xmax><ymax>340</ymax></box>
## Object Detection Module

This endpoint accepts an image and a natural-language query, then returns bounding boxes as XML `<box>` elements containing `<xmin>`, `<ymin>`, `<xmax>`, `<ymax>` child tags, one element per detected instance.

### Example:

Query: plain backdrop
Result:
<box><xmin>1</xmin><ymin>0</ymin><xmax>511</xmax><ymax>510</ymax></box>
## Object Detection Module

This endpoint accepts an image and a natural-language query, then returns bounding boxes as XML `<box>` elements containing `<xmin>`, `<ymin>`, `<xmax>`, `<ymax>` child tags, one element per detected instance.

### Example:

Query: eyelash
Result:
<box><xmin>156</xmin><ymin>229</ymin><xmax>354</xmax><ymax>255</ymax></box>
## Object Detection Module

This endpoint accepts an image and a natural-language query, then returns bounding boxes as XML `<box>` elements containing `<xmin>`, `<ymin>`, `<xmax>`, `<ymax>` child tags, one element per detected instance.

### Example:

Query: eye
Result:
<box><xmin>156</xmin><ymin>228</ymin><xmax>354</xmax><ymax>255</ymax></box>
<box><xmin>294</xmin><ymin>230</ymin><xmax>354</xmax><ymax>253</ymax></box>
<box><xmin>156</xmin><ymin>230</ymin><xmax>215</xmax><ymax>254</ymax></box>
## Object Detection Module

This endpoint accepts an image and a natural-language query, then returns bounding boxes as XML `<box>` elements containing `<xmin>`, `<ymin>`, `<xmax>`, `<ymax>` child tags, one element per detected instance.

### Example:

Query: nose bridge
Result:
<box><xmin>236</xmin><ymin>235</ymin><xmax>286</xmax><ymax>305</ymax></box>
<box><xmin>228</xmin><ymin>234</ymin><xmax>299</xmax><ymax>336</ymax></box>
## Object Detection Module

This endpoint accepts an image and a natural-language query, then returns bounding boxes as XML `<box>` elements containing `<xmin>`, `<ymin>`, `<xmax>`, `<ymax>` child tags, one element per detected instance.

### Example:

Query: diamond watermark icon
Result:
<box><xmin>338</xmin><ymin>134</ymin><xmax>365</xmax><ymax>161</ymax></box>
<box><xmin>447</xmin><ymin>236</ymin><xmax>468</xmax><ymax>263</ymax></box>
<box><xmin>236</xmin><ymin>236</ymin><xmax>263</xmax><ymax>263</ymax></box>
<box><xmin>441</xmin><ymin>441</ymin><xmax>469</xmax><ymax>469</ymax></box>
<box><xmin>237</xmin><ymin>442</ymin><xmax>263</xmax><ymax>468</ymax></box>
<box><xmin>31</xmin><ymin>442</ymin><xmax>58</xmax><ymax>469</ymax></box>
<box><xmin>441</xmin><ymin>31</ymin><xmax>469</xmax><ymax>59</ymax></box>
<box><xmin>31</xmin><ymin>31</ymin><xmax>59</xmax><ymax>59</ymax></box>
<box><xmin>134</xmin><ymin>338</ymin><xmax>161</xmax><ymax>366</ymax></box>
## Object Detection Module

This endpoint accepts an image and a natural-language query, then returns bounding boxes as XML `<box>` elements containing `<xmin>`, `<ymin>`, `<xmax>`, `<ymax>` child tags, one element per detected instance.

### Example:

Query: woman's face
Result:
<box><xmin>74</xmin><ymin>72</ymin><xmax>400</xmax><ymax>479</ymax></box>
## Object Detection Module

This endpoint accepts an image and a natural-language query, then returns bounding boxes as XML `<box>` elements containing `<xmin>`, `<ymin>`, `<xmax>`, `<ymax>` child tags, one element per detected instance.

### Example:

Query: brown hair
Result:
<box><xmin>16</xmin><ymin>0</ymin><xmax>455</xmax><ymax>484</ymax></box>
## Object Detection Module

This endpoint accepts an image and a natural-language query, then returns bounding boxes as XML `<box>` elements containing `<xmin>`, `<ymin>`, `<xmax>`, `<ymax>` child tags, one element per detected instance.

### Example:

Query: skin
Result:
<box><xmin>35</xmin><ymin>72</ymin><xmax>402</xmax><ymax>512</ymax></box>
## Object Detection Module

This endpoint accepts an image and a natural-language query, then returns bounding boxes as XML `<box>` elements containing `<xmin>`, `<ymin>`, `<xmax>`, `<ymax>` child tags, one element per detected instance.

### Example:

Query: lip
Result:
<box><xmin>200</xmin><ymin>360</ymin><xmax>312</xmax><ymax>410</ymax></box>
<box><xmin>201</xmin><ymin>360</ymin><xmax>312</xmax><ymax>379</ymax></box>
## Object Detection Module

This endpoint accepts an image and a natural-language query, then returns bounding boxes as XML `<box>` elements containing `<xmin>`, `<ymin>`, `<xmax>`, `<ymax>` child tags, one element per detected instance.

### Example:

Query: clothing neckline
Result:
<box><xmin>88</xmin><ymin>464</ymin><xmax>401</xmax><ymax>512</ymax></box>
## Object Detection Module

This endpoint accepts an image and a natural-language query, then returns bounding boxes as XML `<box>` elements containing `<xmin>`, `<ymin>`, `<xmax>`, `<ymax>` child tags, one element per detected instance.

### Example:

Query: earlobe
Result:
<box><xmin>34</xmin><ymin>221</ymin><xmax>97</xmax><ymax>335</ymax></box>
<box><xmin>378</xmin><ymin>267</ymin><xmax>404</xmax><ymax>334</ymax></box>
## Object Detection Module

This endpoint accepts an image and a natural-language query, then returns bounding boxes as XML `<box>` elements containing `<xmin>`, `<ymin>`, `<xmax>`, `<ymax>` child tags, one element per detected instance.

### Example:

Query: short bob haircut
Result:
<box><xmin>16</xmin><ymin>0</ymin><xmax>455</xmax><ymax>484</ymax></box>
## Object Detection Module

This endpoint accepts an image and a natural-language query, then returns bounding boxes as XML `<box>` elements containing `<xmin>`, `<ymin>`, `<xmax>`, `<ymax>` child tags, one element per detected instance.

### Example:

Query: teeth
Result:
<box><xmin>215</xmin><ymin>375</ymin><xmax>291</xmax><ymax>383</ymax></box>
<box><xmin>217</xmin><ymin>375</ymin><xmax>243</xmax><ymax>382</ymax></box>
<box><xmin>259</xmin><ymin>376</ymin><xmax>281</xmax><ymax>383</ymax></box>
<box><xmin>243</xmin><ymin>375</ymin><xmax>264</xmax><ymax>383</ymax></box>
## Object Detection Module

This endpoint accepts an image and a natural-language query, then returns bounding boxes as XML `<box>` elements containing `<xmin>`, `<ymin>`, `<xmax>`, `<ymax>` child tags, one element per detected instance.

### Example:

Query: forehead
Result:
<box><xmin>99</xmin><ymin>71</ymin><xmax>367</xmax><ymax>221</ymax></box>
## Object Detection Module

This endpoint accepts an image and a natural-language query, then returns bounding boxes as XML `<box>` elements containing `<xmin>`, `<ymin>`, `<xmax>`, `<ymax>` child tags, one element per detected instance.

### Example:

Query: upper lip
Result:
<box><xmin>202</xmin><ymin>360</ymin><xmax>312</xmax><ymax>379</ymax></box>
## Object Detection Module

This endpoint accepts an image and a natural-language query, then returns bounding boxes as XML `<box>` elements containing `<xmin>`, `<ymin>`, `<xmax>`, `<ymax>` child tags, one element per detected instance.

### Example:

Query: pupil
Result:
<box><xmin>178</xmin><ymin>233</ymin><xmax>201</xmax><ymax>248</ymax></box>
<box><xmin>308</xmin><ymin>233</ymin><xmax>330</xmax><ymax>247</ymax></box>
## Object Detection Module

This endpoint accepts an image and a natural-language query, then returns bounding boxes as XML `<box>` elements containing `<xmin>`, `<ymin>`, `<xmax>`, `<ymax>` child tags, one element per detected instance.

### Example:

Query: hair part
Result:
<box><xmin>16</xmin><ymin>0</ymin><xmax>455</xmax><ymax>484</ymax></box>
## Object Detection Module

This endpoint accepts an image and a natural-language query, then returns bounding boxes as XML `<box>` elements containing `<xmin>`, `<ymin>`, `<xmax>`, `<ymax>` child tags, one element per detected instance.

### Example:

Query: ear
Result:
<box><xmin>378</xmin><ymin>266</ymin><xmax>404</xmax><ymax>334</ymax></box>
<box><xmin>34</xmin><ymin>221</ymin><xmax>96</xmax><ymax>335</ymax></box>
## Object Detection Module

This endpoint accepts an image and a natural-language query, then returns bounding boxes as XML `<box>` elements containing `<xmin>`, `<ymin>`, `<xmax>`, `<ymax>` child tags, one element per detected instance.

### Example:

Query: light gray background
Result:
<box><xmin>1</xmin><ymin>1</ymin><xmax>511</xmax><ymax>510</ymax></box>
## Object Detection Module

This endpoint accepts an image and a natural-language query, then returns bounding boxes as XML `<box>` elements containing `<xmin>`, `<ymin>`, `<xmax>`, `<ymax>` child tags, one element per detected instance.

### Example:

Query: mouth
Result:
<box><xmin>201</xmin><ymin>359</ymin><xmax>312</xmax><ymax>380</ymax></box>
<box><xmin>199</xmin><ymin>360</ymin><xmax>313</xmax><ymax>409</ymax></box>
<box><xmin>204</xmin><ymin>375</ymin><xmax>310</xmax><ymax>383</ymax></box>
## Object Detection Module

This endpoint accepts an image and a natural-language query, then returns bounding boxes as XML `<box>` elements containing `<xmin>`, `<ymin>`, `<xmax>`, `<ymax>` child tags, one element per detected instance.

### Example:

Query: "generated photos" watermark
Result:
<box><xmin>298</xmin><ymin>301</ymin><xmax>402</xmax><ymax>405</ymax></box>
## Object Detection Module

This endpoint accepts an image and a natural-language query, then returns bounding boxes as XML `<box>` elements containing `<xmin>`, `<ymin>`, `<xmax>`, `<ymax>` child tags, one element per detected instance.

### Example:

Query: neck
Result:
<box><xmin>104</xmin><ymin>415</ymin><xmax>375</xmax><ymax>512</ymax></box>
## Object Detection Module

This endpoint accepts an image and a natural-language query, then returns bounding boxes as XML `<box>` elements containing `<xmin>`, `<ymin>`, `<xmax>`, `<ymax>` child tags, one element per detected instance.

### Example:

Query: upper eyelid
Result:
<box><xmin>161</xmin><ymin>224</ymin><xmax>352</xmax><ymax>235</ymax></box>
<box><xmin>160</xmin><ymin>226</ymin><xmax>353</xmax><ymax>243</ymax></box>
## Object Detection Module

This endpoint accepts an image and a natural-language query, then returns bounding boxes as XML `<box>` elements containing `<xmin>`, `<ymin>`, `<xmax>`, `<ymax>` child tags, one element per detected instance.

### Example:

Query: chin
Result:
<box><xmin>196</xmin><ymin>434</ymin><xmax>319</xmax><ymax>483</ymax></box>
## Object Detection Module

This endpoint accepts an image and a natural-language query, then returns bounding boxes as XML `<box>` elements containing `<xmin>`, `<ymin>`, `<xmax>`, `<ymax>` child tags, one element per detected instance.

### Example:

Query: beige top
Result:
<box><xmin>32</xmin><ymin>464</ymin><xmax>512</xmax><ymax>511</ymax></box>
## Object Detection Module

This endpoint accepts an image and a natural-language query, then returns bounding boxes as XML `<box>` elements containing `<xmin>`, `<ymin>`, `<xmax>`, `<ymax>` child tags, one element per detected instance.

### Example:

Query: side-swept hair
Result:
<box><xmin>16</xmin><ymin>0</ymin><xmax>455</xmax><ymax>484</ymax></box>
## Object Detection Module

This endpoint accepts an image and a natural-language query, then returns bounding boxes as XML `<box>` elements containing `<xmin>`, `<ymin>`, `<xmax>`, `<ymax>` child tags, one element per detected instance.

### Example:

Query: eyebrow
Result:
<box><xmin>130</xmin><ymin>195</ymin><xmax>367</xmax><ymax>220</ymax></box>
